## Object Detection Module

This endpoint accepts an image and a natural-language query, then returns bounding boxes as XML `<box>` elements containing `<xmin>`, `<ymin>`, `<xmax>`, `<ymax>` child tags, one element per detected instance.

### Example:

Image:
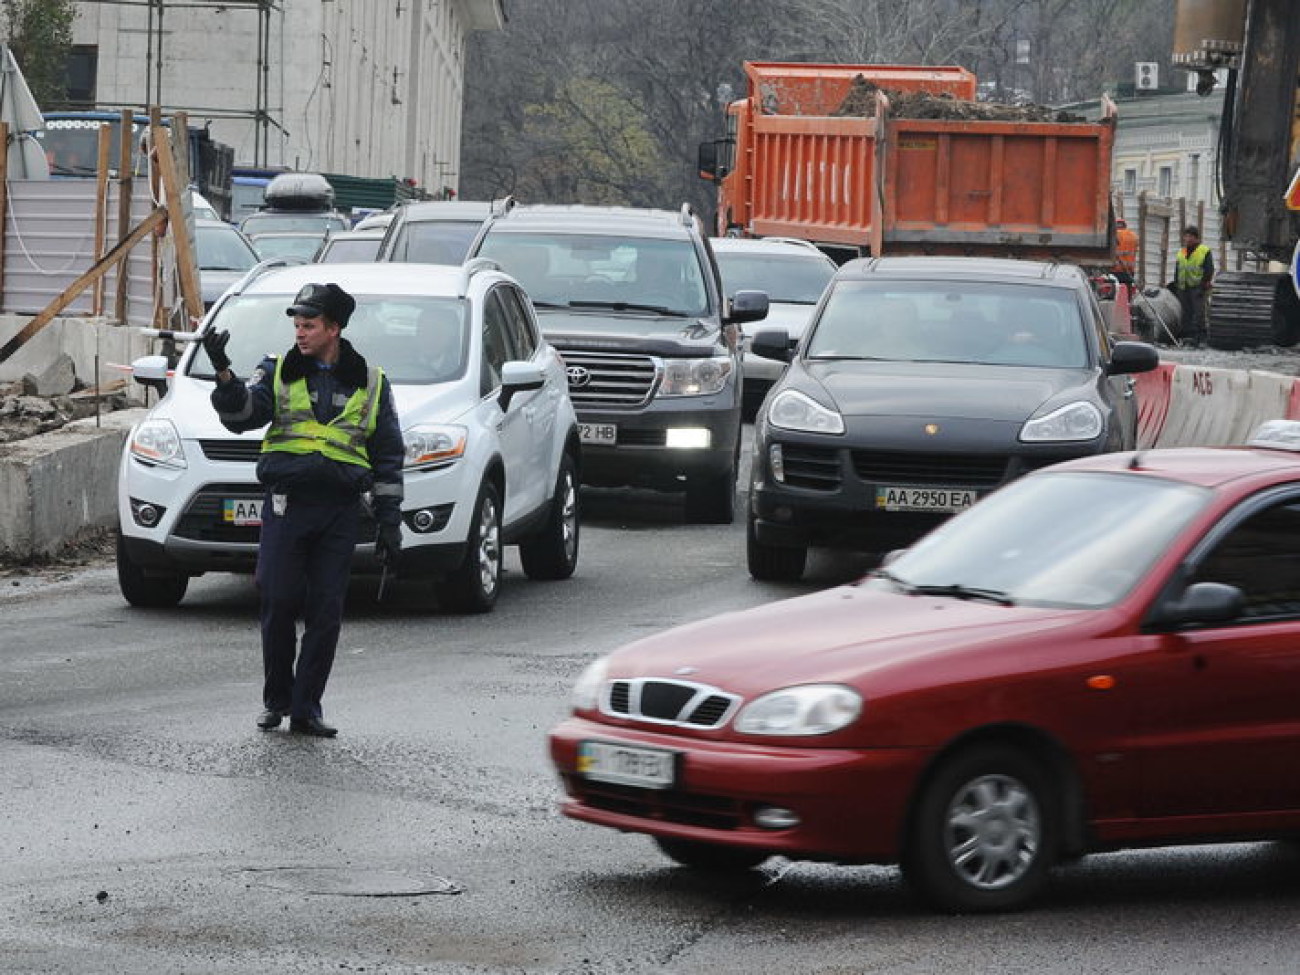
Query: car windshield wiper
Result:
<box><xmin>907</xmin><ymin>583</ymin><xmax>1016</xmax><ymax>606</ymax></box>
<box><xmin>530</xmin><ymin>300</ymin><xmax>569</xmax><ymax>309</ymax></box>
<box><xmin>568</xmin><ymin>300</ymin><xmax>689</xmax><ymax>317</ymax></box>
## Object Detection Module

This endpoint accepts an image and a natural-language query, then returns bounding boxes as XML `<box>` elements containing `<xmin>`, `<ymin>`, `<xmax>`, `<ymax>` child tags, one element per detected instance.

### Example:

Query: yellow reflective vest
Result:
<box><xmin>261</xmin><ymin>357</ymin><xmax>384</xmax><ymax>469</ymax></box>
<box><xmin>1176</xmin><ymin>244</ymin><xmax>1211</xmax><ymax>290</ymax></box>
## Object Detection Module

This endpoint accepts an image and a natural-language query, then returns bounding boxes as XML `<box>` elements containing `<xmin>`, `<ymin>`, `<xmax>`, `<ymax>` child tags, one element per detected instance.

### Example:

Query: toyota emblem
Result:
<box><xmin>567</xmin><ymin>365</ymin><xmax>591</xmax><ymax>388</ymax></box>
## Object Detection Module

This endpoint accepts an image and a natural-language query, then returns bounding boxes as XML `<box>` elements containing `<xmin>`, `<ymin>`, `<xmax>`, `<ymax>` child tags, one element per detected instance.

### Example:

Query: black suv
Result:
<box><xmin>746</xmin><ymin>256</ymin><xmax>1159</xmax><ymax>579</ymax></box>
<box><xmin>466</xmin><ymin>204</ymin><xmax>768</xmax><ymax>522</ymax></box>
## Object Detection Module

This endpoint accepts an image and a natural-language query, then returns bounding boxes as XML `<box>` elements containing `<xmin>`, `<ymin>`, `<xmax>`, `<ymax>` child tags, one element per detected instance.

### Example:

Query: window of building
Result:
<box><xmin>1123</xmin><ymin>169</ymin><xmax>1137</xmax><ymax>195</ymax></box>
<box><xmin>62</xmin><ymin>46</ymin><xmax>97</xmax><ymax>108</ymax></box>
<box><xmin>1158</xmin><ymin>166</ymin><xmax>1173</xmax><ymax>198</ymax></box>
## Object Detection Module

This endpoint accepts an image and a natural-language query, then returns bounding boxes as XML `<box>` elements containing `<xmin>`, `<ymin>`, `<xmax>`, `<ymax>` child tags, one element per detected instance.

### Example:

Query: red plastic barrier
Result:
<box><xmin>1135</xmin><ymin>362</ymin><xmax>1175</xmax><ymax>449</ymax></box>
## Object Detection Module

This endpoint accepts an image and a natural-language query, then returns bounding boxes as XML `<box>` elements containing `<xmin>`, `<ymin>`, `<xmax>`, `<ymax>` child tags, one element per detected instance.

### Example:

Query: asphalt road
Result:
<box><xmin>3</xmin><ymin>477</ymin><xmax>1299</xmax><ymax>974</ymax></box>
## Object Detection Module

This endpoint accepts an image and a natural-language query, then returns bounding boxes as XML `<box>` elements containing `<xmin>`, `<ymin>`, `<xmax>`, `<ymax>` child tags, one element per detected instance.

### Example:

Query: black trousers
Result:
<box><xmin>255</xmin><ymin>494</ymin><xmax>359</xmax><ymax>719</ymax></box>
<box><xmin>1177</xmin><ymin>286</ymin><xmax>1208</xmax><ymax>343</ymax></box>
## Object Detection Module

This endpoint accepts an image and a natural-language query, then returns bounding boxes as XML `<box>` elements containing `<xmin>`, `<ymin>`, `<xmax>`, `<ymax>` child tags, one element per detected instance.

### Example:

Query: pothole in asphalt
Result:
<box><xmin>242</xmin><ymin>867</ymin><xmax>463</xmax><ymax>897</ymax></box>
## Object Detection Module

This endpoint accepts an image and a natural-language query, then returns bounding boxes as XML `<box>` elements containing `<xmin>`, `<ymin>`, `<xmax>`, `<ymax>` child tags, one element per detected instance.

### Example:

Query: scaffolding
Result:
<box><xmin>77</xmin><ymin>0</ymin><xmax>283</xmax><ymax>167</ymax></box>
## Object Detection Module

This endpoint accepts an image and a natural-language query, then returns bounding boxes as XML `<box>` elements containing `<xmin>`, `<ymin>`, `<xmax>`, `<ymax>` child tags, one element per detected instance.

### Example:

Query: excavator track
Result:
<box><xmin>1208</xmin><ymin>271</ymin><xmax>1300</xmax><ymax>350</ymax></box>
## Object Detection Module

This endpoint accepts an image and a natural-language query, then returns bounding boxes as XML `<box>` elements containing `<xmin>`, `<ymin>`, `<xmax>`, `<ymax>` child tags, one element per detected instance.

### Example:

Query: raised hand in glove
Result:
<box><xmin>376</xmin><ymin>523</ymin><xmax>403</xmax><ymax>568</ymax></box>
<box><xmin>202</xmin><ymin>328</ymin><xmax>232</xmax><ymax>375</ymax></box>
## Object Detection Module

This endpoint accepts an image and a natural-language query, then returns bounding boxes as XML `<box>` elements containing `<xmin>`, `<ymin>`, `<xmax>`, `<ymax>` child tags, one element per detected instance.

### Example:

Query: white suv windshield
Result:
<box><xmin>479</xmin><ymin>232</ymin><xmax>709</xmax><ymax>318</ymax></box>
<box><xmin>807</xmin><ymin>280</ymin><xmax>1090</xmax><ymax>368</ymax></box>
<box><xmin>873</xmin><ymin>471</ymin><xmax>1210</xmax><ymax>608</ymax></box>
<box><xmin>192</xmin><ymin>293</ymin><xmax>468</xmax><ymax>385</ymax></box>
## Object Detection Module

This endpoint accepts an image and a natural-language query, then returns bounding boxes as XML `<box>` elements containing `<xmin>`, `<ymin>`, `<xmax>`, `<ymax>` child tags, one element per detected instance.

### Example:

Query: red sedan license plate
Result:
<box><xmin>578</xmin><ymin>740</ymin><xmax>675</xmax><ymax>789</ymax></box>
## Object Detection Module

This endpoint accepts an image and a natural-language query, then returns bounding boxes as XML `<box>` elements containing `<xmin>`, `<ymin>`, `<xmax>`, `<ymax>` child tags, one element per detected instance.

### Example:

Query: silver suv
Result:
<box><xmin>465</xmin><ymin>204</ymin><xmax>768</xmax><ymax>523</ymax></box>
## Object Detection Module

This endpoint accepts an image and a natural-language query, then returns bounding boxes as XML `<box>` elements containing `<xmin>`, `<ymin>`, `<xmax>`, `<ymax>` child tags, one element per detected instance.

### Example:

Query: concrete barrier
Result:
<box><xmin>0</xmin><ymin>315</ymin><xmax>154</xmax><ymax>402</ymax></box>
<box><xmin>0</xmin><ymin>407</ymin><xmax>145</xmax><ymax>559</ymax></box>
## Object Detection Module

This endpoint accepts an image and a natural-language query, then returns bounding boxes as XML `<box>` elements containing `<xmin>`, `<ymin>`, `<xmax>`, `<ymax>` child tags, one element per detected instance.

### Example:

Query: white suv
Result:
<box><xmin>117</xmin><ymin>260</ymin><xmax>581</xmax><ymax>613</ymax></box>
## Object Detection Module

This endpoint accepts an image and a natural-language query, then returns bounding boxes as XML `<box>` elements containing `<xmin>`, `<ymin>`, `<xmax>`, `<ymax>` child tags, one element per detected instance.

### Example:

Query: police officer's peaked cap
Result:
<box><xmin>286</xmin><ymin>282</ymin><xmax>356</xmax><ymax>327</ymax></box>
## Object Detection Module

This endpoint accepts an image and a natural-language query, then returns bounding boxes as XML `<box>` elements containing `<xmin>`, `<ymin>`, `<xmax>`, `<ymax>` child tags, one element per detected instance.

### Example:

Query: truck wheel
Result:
<box><xmin>746</xmin><ymin>512</ymin><xmax>806</xmax><ymax>581</ymax></box>
<box><xmin>519</xmin><ymin>453</ymin><xmax>579</xmax><ymax>581</ymax></box>
<box><xmin>654</xmin><ymin>837</ymin><xmax>768</xmax><ymax>872</ymax></box>
<box><xmin>116</xmin><ymin>529</ymin><xmax>188</xmax><ymax>608</ymax></box>
<box><xmin>684</xmin><ymin>463</ymin><xmax>736</xmax><ymax>524</ymax></box>
<box><xmin>901</xmin><ymin>745</ymin><xmax>1058</xmax><ymax>913</ymax></box>
<box><xmin>440</xmin><ymin>481</ymin><xmax>502</xmax><ymax>614</ymax></box>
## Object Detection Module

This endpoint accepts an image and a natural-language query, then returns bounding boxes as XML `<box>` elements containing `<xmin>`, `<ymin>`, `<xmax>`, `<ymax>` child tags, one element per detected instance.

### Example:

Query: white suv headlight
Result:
<box><xmin>767</xmin><ymin>389</ymin><xmax>845</xmax><ymax>434</ymax></box>
<box><xmin>129</xmin><ymin>419</ymin><xmax>186</xmax><ymax>468</ymax></box>
<box><xmin>734</xmin><ymin>684</ymin><xmax>862</xmax><ymax>736</ymax></box>
<box><xmin>1020</xmin><ymin>401</ymin><xmax>1103</xmax><ymax>442</ymax></box>
<box><xmin>403</xmin><ymin>423</ymin><xmax>466</xmax><ymax>470</ymax></box>
<box><xmin>657</xmin><ymin>356</ymin><xmax>733</xmax><ymax>397</ymax></box>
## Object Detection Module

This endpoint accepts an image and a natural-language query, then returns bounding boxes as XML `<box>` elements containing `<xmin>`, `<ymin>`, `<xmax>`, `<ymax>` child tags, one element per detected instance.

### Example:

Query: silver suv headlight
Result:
<box><xmin>657</xmin><ymin>356</ymin><xmax>733</xmax><ymax>397</ymax></box>
<box><xmin>767</xmin><ymin>389</ymin><xmax>845</xmax><ymax>434</ymax></box>
<box><xmin>734</xmin><ymin>684</ymin><xmax>862</xmax><ymax>736</ymax></box>
<box><xmin>1020</xmin><ymin>401</ymin><xmax>1102</xmax><ymax>442</ymax></box>
<box><xmin>403</xmin><ymin>423</ymin><xmax>466</xmax><ymax>470</ymax></box>
<box><xmin>128</xmin><ymin>419</ymin><xmax>187</xmax><ymax>468</ymax></box>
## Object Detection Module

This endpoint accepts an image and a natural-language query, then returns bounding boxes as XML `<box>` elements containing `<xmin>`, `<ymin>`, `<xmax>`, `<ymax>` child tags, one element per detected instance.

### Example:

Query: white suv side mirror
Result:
<box><xmin>499</xmin><ymin>360</ymin><xmax>545</xmax><ymax>410</ymax></box>
<box><xmin>131</xmin><ymin>354</ymin><xmax>172</xmax><ymax>394</ymax></box>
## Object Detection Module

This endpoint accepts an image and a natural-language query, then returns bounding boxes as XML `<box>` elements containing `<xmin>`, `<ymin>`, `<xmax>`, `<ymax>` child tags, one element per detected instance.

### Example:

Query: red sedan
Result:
<box><xmin>550</xmin><ymin>424</ymin><xmax>1300</xmax><ymax>912</ymax></box>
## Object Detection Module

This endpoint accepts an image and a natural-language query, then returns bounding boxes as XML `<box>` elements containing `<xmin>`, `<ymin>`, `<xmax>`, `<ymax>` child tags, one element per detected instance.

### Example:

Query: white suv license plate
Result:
<box><xmin>875</xmin><ymin>486</ymin><xmax>977</xmax><ymax>513</ymax></box>
<box><xmin>579</xmin><ymin>423</ymin><xmax>617</xmax><ymax>445</ymax></box>
<box><xmin>578</xmin><ymin>740</ymin><xmax>675</xmax><ymax>789</ymax></box>
<box><xmin>224</xmin><ymin>498</ymin><xmax>263</xmax><ymax>526</ymax></box>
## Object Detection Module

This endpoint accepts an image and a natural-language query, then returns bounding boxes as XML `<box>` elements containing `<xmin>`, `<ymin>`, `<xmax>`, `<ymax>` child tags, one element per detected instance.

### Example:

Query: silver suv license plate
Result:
<box><xmin>578</xmin><ymin>740</ymin><xmax>675</xmax><ymax>789</ymax></box>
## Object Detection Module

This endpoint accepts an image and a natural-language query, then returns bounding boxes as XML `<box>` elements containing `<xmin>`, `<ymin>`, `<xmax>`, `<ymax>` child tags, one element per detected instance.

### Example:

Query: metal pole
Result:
<box><xmin>154</xmin><ymin>0</ymin><xmax>165</xmax><ymax>109</ymax></box>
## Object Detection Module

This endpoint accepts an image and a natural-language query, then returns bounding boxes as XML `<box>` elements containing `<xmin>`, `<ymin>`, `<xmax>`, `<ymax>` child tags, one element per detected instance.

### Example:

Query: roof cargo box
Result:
<box><xmin>263</xmin><ymin>172</ymin><xmax>334</xmax><ymax>212</ymax></box>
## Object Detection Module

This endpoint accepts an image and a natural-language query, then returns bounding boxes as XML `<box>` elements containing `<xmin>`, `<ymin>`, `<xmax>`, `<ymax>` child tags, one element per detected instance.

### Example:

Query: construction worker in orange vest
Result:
<box><xmin>1113</xmin><ymin>218</ymin><xmax>1138</xmax><ymax>292</ymax></box>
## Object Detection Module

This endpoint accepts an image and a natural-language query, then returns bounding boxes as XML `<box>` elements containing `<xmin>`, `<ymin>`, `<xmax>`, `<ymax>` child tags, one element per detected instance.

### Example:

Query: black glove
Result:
<box><xmin>202</xmin><ymin>328</ymin><xmax>232</xmax><ymax>374</ymax></box>
<box><xmin>376</xmin><ymin>523</ymin><xmax>402</xmax><ymax>567</ymax></box>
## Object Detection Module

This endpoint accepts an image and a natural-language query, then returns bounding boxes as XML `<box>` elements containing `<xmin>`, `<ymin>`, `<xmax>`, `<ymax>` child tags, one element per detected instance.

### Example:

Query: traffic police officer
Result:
<box><xmin>204</xmin><ymin>282</ymin><xmax>404</xmax><ymax>736</ymax></box>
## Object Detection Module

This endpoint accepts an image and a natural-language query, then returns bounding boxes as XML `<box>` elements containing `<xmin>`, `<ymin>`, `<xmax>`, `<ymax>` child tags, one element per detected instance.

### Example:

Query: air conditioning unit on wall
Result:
<box><xmin>1136</xmin><ymin>62</ymin><xmax>1159</xmax><ymax>91</ymax></box>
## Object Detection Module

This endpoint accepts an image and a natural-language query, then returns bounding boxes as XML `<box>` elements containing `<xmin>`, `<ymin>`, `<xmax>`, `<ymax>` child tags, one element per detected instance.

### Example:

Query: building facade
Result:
<box><xmin>69</xmin><ymin>0</ymin><xmax>504</xmax><ymax>194</ymax></box>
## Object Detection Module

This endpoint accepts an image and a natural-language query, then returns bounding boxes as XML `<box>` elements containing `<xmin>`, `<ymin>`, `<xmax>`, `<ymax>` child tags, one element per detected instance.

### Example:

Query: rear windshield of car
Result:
<box><xmin>477</xmin><ymin>232</ymin><xmax>710</xmax><ymax>319</ymax></box>
<box><xmin>191</xmin><ymin>293</ymin><xmax>468</xmax><ymax>386</ymax></box>
<box><xmin>714</xmin><ymin>251</ymin><xmax>834</xmax><ymax>304</ymax></box>
<box><xmin>806</xmin><ymin>280</ymin><xmax>1090</xmax><ymax>368</ymax></box>
<box><xmin>390</xmin><ymin>220</ymin><xmax>485</xmax><ymax>265</ymax></box>
<box><xmin>317</xmin><ymin>237</ymin><xmax>382</xmax><ymax>263</ymax></box>
<box><xmin>250</xmin><ymin>235</ymin><xmax>325</xmax><ymax>262</ymax></box>
<box><xmin>196</xmin><ymin>225</ymin><xmax>258</xmax><ymax>272</ymax></box>
<box><xmin>240</xmin><ymin>212</ymin><xmax>349</xmax><ymax>235</ymax></box>
<box><xmin>873</xmin><ymin>470</ymin><xmax>1211</xmax><ymax>608</ymax></box>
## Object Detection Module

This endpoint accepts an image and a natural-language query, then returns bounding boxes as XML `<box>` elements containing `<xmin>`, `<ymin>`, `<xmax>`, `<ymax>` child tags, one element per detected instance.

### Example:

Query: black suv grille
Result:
<box><xmin>851</xmin><ymin>450</ymin><xmax>1010</xmax><ymax>488</ymax></box>
<box><xmin>604</xmin><ymin>679</ymin><xmax>738</xmax><ymax>729</ymax></box>
<box><xmin>781</xmin><ymin>444</ymin><xmax>842</xmax><ymax>491</ymax></box>
<box><xmin>563</xmin><ymin>352</ymin><xmax>658</xmax><ymax>409</ymax></box>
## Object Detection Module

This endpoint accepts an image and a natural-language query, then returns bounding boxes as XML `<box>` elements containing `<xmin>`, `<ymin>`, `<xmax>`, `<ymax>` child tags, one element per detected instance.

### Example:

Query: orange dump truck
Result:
<box><xmin>699</xmin><ymin>62</ymin><xmax>1117</xmax><ymax>262</ymax></box>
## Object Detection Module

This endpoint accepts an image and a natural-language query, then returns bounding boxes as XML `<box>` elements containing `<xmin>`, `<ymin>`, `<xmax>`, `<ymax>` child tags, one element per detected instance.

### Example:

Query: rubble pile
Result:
<box><xmin>831</xmin><ymin>75</ymin><xmax>1087</xmax><ymax>123</ymax></box>
<box><xmin>0</xmin><ymin>353</ymin><xmax>130</xmax><ymax>445</ymax></box>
